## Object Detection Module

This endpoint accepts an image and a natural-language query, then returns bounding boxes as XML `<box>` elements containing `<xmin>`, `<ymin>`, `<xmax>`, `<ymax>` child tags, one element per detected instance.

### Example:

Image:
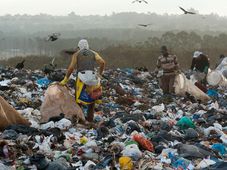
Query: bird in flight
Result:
<box><xmin>60</xmin><ymin>49</ymin><xmax>77</xmax><ymax>56</ymax></box>
<box><xmin>132</xmin><ymin>0</ymin><xmax>148</xmax><ymax>4</ymax></box>
<box><xmin>138</xmin><ymin>23</ymin><xmax>152</xmax><ymax>27</ymax></box>
<box><xmin>179</xmin><ymin>7</ymin><xmax>196</xmax><ymax>15</ymax></box>
<box><xmin>46</xmin><ymin>33</ymin><xmax>61</xmax><ymax>41</ymax></box>
<box><xmin>50</xmin><ymin>57</ymin><xmax>56</xmax><ymax>67</ymax></box>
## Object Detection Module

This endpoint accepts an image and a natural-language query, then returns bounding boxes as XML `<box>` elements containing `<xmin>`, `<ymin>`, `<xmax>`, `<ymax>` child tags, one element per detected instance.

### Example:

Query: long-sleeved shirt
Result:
<box><xmin>191</xmin><ymin>54</ymin><xmax>210</xmax><ymax>73</ymax></box>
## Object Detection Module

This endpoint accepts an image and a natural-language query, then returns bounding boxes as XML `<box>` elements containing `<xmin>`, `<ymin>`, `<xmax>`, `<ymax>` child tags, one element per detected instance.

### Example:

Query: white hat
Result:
<box><xmin>193</xmin><ymin>51</ymin><xmax>202</xmax><ymax>58</ymax></box>
<box><xmin>78</xmin><ymin>39</ymin><xmax>89</xmax><ymax>50</ymax></box>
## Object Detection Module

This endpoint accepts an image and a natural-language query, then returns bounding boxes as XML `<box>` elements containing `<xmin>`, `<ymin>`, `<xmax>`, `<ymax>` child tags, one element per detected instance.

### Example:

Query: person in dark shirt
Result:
<box><xmin>191</xmin><ymin>51</ymin><xmax>210</xmax><ymax>89</ymax></box>
<box><xmin>191</xmin><ymin>51</ymin><xmax>210</xmax><ymax>73</ymax></box>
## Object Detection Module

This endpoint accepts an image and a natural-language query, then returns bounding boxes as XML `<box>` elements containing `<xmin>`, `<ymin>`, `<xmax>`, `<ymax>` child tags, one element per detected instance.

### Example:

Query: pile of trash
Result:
<box><xmin>0</xmin><ymin>66</ymin><xmax>227</xmax><ymax>170</ymax></box>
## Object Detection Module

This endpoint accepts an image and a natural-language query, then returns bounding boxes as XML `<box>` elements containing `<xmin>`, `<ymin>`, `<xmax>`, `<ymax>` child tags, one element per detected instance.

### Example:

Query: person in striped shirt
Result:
<box><xmin>156</xmin><ymin>46</ymin><xmax>179</xmax><ymax>94</ymax></box>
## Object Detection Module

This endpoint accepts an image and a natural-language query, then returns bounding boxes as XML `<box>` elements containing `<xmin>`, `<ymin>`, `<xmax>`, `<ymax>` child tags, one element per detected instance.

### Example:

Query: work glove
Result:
<box><xmin>59</xmin><ymin>77</ymin><xmax>68</xmax><ymax>86</ymax></box>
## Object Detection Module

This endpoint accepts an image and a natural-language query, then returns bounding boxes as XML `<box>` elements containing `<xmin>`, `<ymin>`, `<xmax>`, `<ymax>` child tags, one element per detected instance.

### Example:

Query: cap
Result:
<box><xmin>193</xmin><ymin>51</ymin><xmax>203</xmax><ymax>58</ymax></box>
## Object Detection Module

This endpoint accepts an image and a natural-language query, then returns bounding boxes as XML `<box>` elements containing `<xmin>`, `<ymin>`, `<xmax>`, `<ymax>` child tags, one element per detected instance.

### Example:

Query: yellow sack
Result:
<box><xmin>76</xmin><ymin>78</ymin><xmax>102</xmax><ymax>105</ymax></box>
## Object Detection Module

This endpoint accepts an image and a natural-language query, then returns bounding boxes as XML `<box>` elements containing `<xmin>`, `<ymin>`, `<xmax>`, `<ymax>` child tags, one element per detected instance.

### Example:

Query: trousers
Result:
<box><xmin>159</xmin><ymin>74</ymin><xmax>176</xmax><ymax>94</ymax></box>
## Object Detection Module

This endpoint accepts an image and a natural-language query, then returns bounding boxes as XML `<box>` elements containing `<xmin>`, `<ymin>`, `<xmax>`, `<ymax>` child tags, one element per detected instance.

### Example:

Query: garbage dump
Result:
<box><xmin>0</xmin><ymin>67</ymin><xmax>227</xmax><ymax>170</ymax></box>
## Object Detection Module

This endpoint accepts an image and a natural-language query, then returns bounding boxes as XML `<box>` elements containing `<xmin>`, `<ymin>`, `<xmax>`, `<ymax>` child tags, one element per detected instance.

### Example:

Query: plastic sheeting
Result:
<box><xmin>207</xmin><ymin>70</ymin><xmax>227</xmax><ymax>87</ymax></box>
<box><xmin>174</xmin><ymin>73</ymin><xmax>210</xmax><ymax>101</ymax></box>
<box><xmin>40</xmin><ymin>84</ymin><xmax>85</xmax><ymax>123</ymax></box>
<box><xmin>216</xmin><ymin>57</ymin><xmax>227</xmax><ymax>75</ymax></box>
<box><xmin>207</xmin><ymin>57</ymin><xmax>227</xmax><ymax>87</ymax></box>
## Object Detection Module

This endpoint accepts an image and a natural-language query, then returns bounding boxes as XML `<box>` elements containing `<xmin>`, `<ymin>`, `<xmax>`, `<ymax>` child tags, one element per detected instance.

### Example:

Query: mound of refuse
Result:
<box><xmin>0</xmin><ymin>67</ymin><xmax>227</xmax><ymax>170</ymax></box>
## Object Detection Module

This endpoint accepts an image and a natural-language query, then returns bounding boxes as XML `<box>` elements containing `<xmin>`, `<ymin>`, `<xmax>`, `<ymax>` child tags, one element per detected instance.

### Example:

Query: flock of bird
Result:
<box><xmin>13</xmin><ymin>1</ymin><xmax>201</xmax><ymax>70</ymax></box>
<box><xmin>11</xmin><ymin>32</ymin><xmax>60</xmax><ymax>70</ymax></box>
<box><xmin>132</xmin><ymin>0</ymin><xmax>196</xmax><ymax>15</ymax></box>
<box><xmin>134</xmin><ymin>0</ymin><xmax>197</xmax><ymax>27</ymax></box>
<box><xmin>15</xmin><ymin>57</ymin><xmax>56</xmax><ymax>72</ymax></box>
<box><xmin>44</xmin><ymin>1</ymin><xmax>198</xmax><ymax>39</ymax></box>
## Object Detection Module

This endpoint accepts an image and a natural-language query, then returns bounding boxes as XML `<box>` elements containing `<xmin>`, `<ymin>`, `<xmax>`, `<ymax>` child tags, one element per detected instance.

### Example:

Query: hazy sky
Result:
<box><xmin>0</xmin><ymin>0</ymin><xmax>227</xmax><ymax>16</ymax></box>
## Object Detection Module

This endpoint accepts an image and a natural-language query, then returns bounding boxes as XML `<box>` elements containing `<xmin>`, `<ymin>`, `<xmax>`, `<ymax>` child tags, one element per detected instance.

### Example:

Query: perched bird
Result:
<box><xmin>43</xmin><ymin>57</ymin><xmax>57</xmax><ymax>74</ymax></box>
<box><xmin>179</xmin><ymin>6</ymin><xmax>196</xmax><ymax>15</ymax></box>
<box><xmin>50</xmin><ymin>57</ymin><xmax>56</xmax><ymax>67</ymax></box>
<box><xmin>46</xmin><ymin>33</ymin><xmax>61</xmax><ymax>42</ymax></box>
<box><xmin>15</xmin><ymin>60</ymin><xmax>25</xmax><ymax>70</ymax></box>
<box><xmin>132</xmin><ymin>0</ymin><xmax>148</xmax><ymax>4</ymax></box>
<box><xmin>138</xmin><ymin>23</ymin><xmax>152</xmax><ymax>27</ymax></box>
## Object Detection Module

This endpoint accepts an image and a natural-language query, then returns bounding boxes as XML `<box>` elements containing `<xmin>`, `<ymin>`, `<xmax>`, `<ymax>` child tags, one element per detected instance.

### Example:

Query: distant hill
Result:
<box><xmin>0</xmin><ymin>12</ymin><xmax>227</xmax><ymax>69</ymax></box>
<box><xmin>0</xmin><ymin>12</ymin><xmax>227</xmax><ymax>36</ymax></box>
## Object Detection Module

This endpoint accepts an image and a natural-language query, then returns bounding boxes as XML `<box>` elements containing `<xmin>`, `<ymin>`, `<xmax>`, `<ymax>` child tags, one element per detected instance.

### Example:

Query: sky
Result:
<box><xmin>0</xmin><ymin>0</ymin><xmax>227</xmax><ymax>16</ymax></box>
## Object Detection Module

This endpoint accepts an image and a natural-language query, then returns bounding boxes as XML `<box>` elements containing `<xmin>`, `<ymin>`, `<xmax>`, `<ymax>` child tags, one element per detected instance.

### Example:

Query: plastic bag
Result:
<box><xmin>176</xmin><ymin>116</ymin><xmax>195</xmax><ymax>130</ymax></box>
<box><xmin>40</xmin><ymin>84</ymin><xmax>85</xmax><ymax>122</ymax></box>
<box><xmin>90</xmin><ymin>86</ymin><xmax>102</xmax><ymax>100</ymax></box>
<box><xmin>119</xmin><ymin>156</ymin><xmax>133</xmax><ymax>170</ymax></box>
<box><xmin>132</xmin><ymin>134</ymin><xmax>154</xmax><ymax>152</ymax></box>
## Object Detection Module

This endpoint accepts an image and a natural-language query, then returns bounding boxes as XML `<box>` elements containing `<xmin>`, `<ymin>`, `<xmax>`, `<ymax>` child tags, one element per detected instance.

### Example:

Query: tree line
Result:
<box><xmin>0</xmin><ymin>31</ymin><xmax>226</xmax><ymax>70</ymax></box>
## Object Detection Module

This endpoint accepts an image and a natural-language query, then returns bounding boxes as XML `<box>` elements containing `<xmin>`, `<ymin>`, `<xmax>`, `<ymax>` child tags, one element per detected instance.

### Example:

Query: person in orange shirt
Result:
<box><xmin>60</xmin><ymin>39</ymin><xmax>105</xmax><ymax>122</ymax></box>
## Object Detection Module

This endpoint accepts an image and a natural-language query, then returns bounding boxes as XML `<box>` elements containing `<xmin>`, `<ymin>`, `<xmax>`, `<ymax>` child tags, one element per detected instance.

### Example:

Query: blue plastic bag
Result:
<box><xmin>207</xmin><ymin>89</ymin><xmax>219</xmax><ymax>98</ymax></box>
<box><xmin>36</xmin><ymin>77</ymin><xmax>51</xmax><ymax>88</ymax></box>
<box><xmin>212</xmin><ymin>143</ymin><xmax>227</xmax><ymax>156</ymax></box>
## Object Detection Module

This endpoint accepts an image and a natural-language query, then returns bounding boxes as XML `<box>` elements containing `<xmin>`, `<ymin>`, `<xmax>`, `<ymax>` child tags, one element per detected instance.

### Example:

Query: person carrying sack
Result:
<box><xmin>60</xmin><ymin>39</ymin><xmax>105</xmax><ymax>122</ymax></box>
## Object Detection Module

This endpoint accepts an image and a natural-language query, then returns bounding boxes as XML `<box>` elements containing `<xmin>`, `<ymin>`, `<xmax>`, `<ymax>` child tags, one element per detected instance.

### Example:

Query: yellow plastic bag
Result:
<box><xmin>119</xmin><ymin>156</ymin><xmax>133</xmax><ymax>170</ymax></box>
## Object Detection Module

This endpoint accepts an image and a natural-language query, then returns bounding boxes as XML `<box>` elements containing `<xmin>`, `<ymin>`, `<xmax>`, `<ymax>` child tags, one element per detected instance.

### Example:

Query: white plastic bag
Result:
<box><xmin>78</xmin><ymin>70</ymin><xmax>100</xmax><ymax>86</ymax></box>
